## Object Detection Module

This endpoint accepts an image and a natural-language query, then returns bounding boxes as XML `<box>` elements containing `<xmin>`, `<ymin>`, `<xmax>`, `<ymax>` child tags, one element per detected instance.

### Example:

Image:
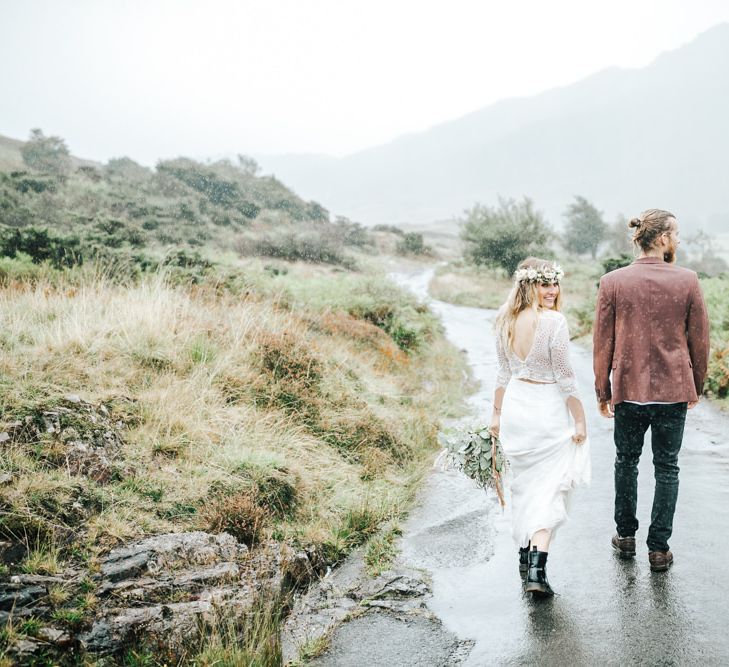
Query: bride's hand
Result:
<box><xmin>572</xmin><ymin>420</ymin><xmax>587</xmax><ymax>445</ymax></box>
<box><xmin>489</xmin><ymin>413</ymin><xmax>500</xmax><ymax>438</ymax></box>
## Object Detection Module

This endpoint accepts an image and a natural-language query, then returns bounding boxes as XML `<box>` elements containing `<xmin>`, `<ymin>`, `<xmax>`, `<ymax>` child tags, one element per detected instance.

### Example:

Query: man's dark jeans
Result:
<box><xmin>614</xmin><ymin>401</ymin><xmax>687</xmax><ymax>552</ymax></box>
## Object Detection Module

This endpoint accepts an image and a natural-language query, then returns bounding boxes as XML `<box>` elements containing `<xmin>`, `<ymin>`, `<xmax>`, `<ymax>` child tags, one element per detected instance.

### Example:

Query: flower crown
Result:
<box><xmin>514</xmin><ymin>263</ymin><xmax>564</xmax><ymax>285</ymax></box>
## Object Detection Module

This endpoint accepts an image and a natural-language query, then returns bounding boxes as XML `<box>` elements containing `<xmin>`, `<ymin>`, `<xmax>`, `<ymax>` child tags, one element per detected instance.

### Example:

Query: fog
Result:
<box><xmin>3</xmin><ymin>0</ymin><xmax>729</xmax><ymax>164</ymax></box>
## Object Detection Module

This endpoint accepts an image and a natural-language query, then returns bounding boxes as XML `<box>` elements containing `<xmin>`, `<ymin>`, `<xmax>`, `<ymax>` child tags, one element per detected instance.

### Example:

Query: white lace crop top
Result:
<box><xmin>495</xmin><ymin>309</ymin><xmax>580</xmax><ymax>400</ymax></box>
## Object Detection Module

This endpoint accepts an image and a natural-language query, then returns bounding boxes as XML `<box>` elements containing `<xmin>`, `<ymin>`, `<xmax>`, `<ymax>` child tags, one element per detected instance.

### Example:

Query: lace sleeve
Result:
<box><xmin>550</xmin><ymin>317</ymin><xmax>580</xmax><ymax>400</ymax></box>
<box><xmin>495</xmin><ymin>331</ymin><xmax>512</xmax><ymax>390</ymax></box>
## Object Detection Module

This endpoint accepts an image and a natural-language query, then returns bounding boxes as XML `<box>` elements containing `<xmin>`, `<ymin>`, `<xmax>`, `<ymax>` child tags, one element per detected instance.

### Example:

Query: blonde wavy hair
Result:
<box><xmin>494</xmin><ymin>257</ymin><xmax>563</xmax><ymax>351</ymax></box>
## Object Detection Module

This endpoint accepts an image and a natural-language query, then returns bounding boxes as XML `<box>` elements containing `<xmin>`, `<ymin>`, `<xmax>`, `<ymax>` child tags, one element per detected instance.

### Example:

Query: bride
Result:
<box><xmin>489</xmin><ymin>257</ymin><xmax>591</xmax><ymax>598</ymax></box>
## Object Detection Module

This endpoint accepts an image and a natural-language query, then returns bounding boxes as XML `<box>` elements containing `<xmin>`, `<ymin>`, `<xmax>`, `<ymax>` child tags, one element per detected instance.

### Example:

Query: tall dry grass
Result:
<box><xmin>0</xmin><ymin>262</ymin><xmax>469</xmax><ymax>572</ymax></box>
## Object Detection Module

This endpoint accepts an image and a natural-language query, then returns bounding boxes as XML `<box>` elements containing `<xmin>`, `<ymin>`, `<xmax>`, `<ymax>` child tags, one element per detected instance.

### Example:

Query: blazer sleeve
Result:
<box><xmin>686</xmin><ymin>274</ymin><xmax>710</xmax><ymax>396</ymax></box>
<box><xmin>593</xmin><ymin>275</ymin><xmax>615</xmax><ymax>402</ymax></box>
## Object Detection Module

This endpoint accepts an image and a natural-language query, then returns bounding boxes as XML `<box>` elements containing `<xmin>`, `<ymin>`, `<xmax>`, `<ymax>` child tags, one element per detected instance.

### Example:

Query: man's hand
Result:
<box><xmin>688</xmin><ymin>400</ymin><xmax>699</xmax><ymax>410</ymax></box>
<box><xmin>598</xmin><ymin>399</ymin><xmax>614</xmax><ymax>419</ymax></box>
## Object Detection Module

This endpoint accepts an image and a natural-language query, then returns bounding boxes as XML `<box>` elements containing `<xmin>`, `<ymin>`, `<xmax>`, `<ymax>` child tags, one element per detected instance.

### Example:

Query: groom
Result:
<box><xmin>593</xmin><ymin>209</ymin><xmax>710</xmax><ymax>572</ymax></box>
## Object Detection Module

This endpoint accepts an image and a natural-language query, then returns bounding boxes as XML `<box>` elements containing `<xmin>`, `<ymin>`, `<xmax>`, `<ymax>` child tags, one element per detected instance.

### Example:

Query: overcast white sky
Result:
<box><xmin>3</xmin><ymin>0</ymin><xmax>729</xmax><ymax>165</ymax></box>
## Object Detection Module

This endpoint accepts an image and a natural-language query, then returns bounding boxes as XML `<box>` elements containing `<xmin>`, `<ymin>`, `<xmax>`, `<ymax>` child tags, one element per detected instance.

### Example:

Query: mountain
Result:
<box><xmin>259</xmin><ymin>24</ymin><xmax>729</xmax><ymax>231</ymax></box>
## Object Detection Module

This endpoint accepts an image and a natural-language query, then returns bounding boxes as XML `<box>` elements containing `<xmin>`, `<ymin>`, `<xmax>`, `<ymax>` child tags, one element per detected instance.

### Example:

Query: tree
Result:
<box><xmin>20</xmin><ymin>128</ymin><xmax>71</xmax><ymax>179</ymax></box>
<box><xmin>563</xmin><ymin>196</ymin><xmax>607</xmax><ymax>258</ymax></box>
<box><xmin>237</xmin><ymin>154</ymin><xmax>260</xmax><ymax>176</ymax></box>
<box><xmin>682</xmin><ymin>229</ymin><xmax>728</xmax><ymax>277</ymax></box>
<box><xmin>460</xmin><ymin>196</ymin><xmax>551</xmax><ymax>275</ymax></box>
<box><xmin>604</xmin><ymin>214</ymin><xmax>634</xmax><ymax>256</ymax></box>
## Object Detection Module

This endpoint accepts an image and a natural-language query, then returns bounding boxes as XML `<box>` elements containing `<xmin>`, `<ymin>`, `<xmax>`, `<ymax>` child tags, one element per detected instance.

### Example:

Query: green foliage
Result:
<box><xmin>396</xmin><ymin>231</ymin><xmax>430</xmax><ymax>255</ymax></box>
<box><xmin>323</xmin><ymin>504</ymin><xmax>384</xmax><ymax>564</ymax></box>
<box><xmin>437</xmin><ymin>425</ymin><xmax>506</xmax><ymax>493</ymax></box>
<box><xmin>562</xmin><ymin>195</ymin><xmax>607</xmax><ymax>258</ymax></box>
<box><xmin>460</xmin><ymin>196</ymin><xmax>552</xmax><ymax>275</ymax></box>
<box><xmin>124</xmin><ymin>648</ymin><xmax>159</xmax><ymax>667</ymax></box>
<box><xmin>189</xmin><ymin>597</ymin><xmax>283</xmax><ymax>667</ymax></box>
<box><xmin>18</xmin><ymin>617</ymin><xmax>42</xmax><ymax>637</ymax></box>
<box><xmin>20</xmin><ymin>128</ymin><xmax>71</xmax><ymax>179</ymax></box>
<box><xmin>8</xmin><ymin>170</ymin><xmax>56</xmax><ymax>194</ymax></box>
<box><xmin>297</xmin><ymin>633</ymin><xmax>331</xmax><ymax>662</ymax></box>
<box><xmin>601</xmin><ymin>254</ymin><xmax>633</xmax><ymax>274</ymax></box>
<box><xmin>3</xmin><ymin>130</ymin><xmax>344</xmax><ymax>270</ymax></box>
<box><xmin>0</xmin><ymin>253</ymin><xmax>53</xmax><ymax>285</ymax></box>
<box><xmin>332</xmin><ymin>217</ymin><xmax>373</xmax><ymax>248</ymax></box>
<box><xmin>364</xmin><ymin>524</ymin><xmax>402</xmax><ymax>576</ymax></box>
<box><xmin>372</xmin><ymin>224</ymin><xmax>405</xmax><ymax>235</ymax></box>
<box><xmin>701</xmin><ymin>275</ymin><xmax>729</xmax><ymax>399</ymax></box>
<box><xmin>568</xmin><ymin>296</ymin><xmax>596</xmax><ymax>338</ymax></box>
<box><xmin>157</xmin><ymin>158</ymin><xmax>261</xmax><ymax>218</ymax></box>
<box><xmin>51</xmin><ymin>608</ymin><xmax>86</xmax><ymax>632</ymax></box>
<box><xmin>0</xmin><ymin>226</ymin><xmax>83</xmax><ymax>268</ymax></box>
<box><xmin>281</xmin><ymin>273</ymin><xmax>436</xmax><ymax>352</ymax></box>
<box><xmin>237</xmin><ymin>225</ymin><xmax>356</xmax><ymax>268</ymax></box>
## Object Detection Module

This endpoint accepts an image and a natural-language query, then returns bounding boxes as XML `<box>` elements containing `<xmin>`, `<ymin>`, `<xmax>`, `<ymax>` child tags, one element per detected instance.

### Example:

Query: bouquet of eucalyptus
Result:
<box><xmin>436</xmin><ymin>425</ymin><xmax>507</xmax><ymax>507</ymax></box>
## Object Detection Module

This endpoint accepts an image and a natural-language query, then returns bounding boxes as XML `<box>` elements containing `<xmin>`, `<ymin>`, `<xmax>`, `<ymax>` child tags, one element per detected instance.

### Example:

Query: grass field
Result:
<box><xmin>0</xmin><ymin>257</ymin><xmax>471</xmax><ymax>663</ymax></box>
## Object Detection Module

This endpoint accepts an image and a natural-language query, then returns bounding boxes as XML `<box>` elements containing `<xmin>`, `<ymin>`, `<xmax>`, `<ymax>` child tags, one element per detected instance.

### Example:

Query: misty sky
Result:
<box><xmin>3</xmin><ymin>0</ymin><xmax>729</xmax><ymax>165</ymax></box>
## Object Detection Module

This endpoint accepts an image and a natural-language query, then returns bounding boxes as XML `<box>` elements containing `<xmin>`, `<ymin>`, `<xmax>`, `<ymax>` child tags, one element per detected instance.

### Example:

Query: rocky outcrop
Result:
<box><xmin>1</xmin><ymin>395</ymin><xmax>133</xmax><ymax>484</ymax></box>
<box><xmin>1</xmin><ymin>531</ymin><xmax>317</xmax><ymax>663</ymax></box>
<box><xmin>281</xmin><ymin>545</ymin><xmax>472</xmax><ymax>665</ymax></box>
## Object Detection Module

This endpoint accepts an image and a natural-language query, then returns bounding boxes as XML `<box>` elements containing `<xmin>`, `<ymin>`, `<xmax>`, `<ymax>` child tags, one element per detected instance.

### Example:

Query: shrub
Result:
<box><xmin>0</xmin><ymin>226</ymin><xmax>83</xmax><ymax>268</ymax></box>
<box><xmin>601</xmin><ymin>254</ymin><xmax>633</xmax><ymax>274</ymax></box>
<box><xmin>372</xmin><ymin>224</ymin><xmax>404</xmax><ymax>236</ymax></box>
<box><xmin>200</xmin><ymin>491</ymin><xmax>267</xmax><ymax>547</ymax></box>
<box><xmin>7</xmin><ymin>171</ymin><xmax>56</xmax><ymax>194</ymax></box>
<box><xmin>349</xmin><ymin>302</ymin><xmax>426</xmax><ymax>352</ymax></box>
<box><xmin>315</xmin><ymin>408</ymin><xmax>407</xmax><ymax>460</ymax></box>
<box><xmin>236</xmin><ymin>225</ymin><xmax>355</xmax><ymax>268</ymax></box>
<box><xmin>258</xmin><ymin>332</ymin><xmax>322</xmax><ymax>390</ymax></box>
<box><xmin>396</xmin><ymin>232</ymin><xmax>430</xmax><ymax>255</ymax></box>
<box><xmin>322</xmin><ymin>505</ymin><xmax>383</xmax><ymax>564</ymax></box>
<box><xmin>226</xmin><ymin>462</ymin><xmax>300</xmax><ymax>518</ymax></box>
<box><xmin>569</xmin><ymin>298</ymin><xmax>596</xmax><ymax>338</ymax></box>
<box><xmin>332</xmin><ymin>217</ymin><xmax>374</xmax><ymax>248</ymax></box>
<box><xmin>20</xmin><ymin>128</ymin><xmax>71</xmax><ymax>179</ymax></box>
<box><xmin>706</xmin><ymin>347</ymin><xmax>729</xmax><ymax>398</ymax></box>
<box><xmin>0</xmin><ymin>253</ymin><xmax>51</xmax><ymax>285</ymax></box>
<box><xmin>461</xmin><ymin>196</ymin><xmax>552</xmax><ymax>275</ymax></box>
<box><xmin>157</xmin><ymin>158</ymin><xmax>259</xmax><ymax>218</ymax></box>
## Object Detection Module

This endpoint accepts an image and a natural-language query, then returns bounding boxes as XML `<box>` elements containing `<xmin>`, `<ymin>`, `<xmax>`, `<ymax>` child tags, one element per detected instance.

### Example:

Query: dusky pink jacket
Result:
<box><xmin>593</xmin><ymin>257</ymin><xmax>710</xmax><ymax>405</ymax></box>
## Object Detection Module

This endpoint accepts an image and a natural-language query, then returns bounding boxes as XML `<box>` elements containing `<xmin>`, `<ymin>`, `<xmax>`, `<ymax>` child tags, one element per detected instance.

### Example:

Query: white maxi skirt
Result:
<box><xmin>500</xmin><ymin>379</ymin><xmax>591</xmax><ymax>548</ymax></box>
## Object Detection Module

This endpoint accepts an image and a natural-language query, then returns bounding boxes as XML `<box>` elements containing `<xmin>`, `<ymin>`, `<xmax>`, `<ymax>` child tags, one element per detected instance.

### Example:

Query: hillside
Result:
<box><xmin>260</xmin><ymin>24</ymin><xmax>729</xmax><ymax>230</ymax></box>
<box><xmin>0</xmin><ymin>131</ymin><xmax>388</xmax><ymax>273</ymax></box>
<box><xmin>0</xmin><ymin>134</ymin><xmax>457</xmax><ymax>664</ymax></box>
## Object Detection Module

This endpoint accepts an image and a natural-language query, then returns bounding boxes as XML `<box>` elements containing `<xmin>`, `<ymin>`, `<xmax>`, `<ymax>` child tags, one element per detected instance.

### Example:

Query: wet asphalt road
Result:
<box><xmin>393</xmin><ymin>268</ymin><xmax>729</xmax><ymax>666</ymax></box>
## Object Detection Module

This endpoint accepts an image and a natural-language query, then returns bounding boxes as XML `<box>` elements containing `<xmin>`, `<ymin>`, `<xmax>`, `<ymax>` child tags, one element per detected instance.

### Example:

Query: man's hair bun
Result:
<box><xmin>628</xmin><ymin>217</ymin><xmax>642</xmax><ymax>229</ymax></box>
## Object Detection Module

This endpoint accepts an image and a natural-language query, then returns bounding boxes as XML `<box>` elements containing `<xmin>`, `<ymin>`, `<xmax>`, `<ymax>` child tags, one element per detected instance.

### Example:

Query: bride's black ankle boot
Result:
<box><xmin>519</xmin><ymin>547</ymin><xmax>529</xmax><ymax>575</ymax></box>
<box><xmin>525</xmin><ymin>546</ymin><xmax>554</xmax><ymax>598</ymax></box>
